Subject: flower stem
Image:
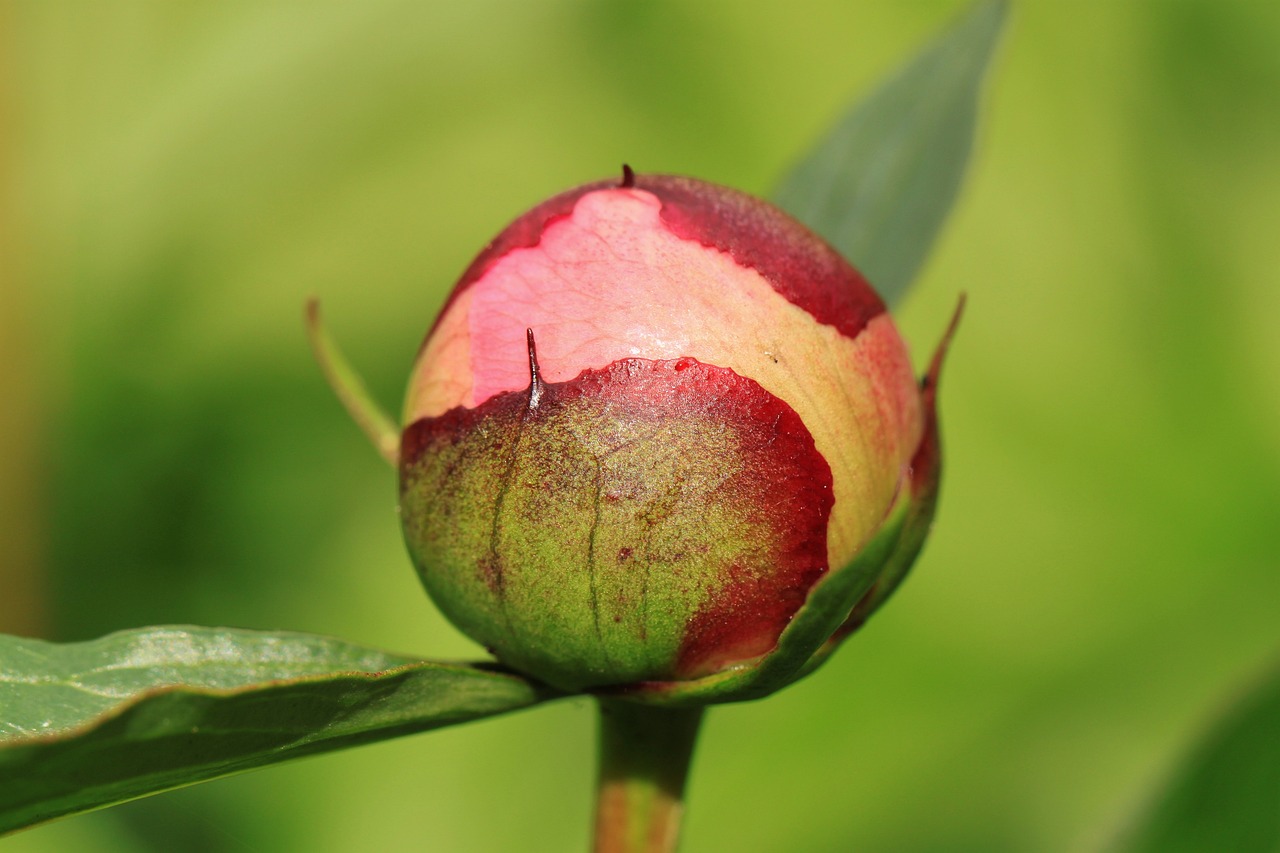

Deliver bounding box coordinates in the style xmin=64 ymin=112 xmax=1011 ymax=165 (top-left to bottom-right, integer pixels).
xmin=592 ymin=699 xmax=704 ymax=853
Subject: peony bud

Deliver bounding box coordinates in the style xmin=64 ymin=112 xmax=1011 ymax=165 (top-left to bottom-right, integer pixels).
xmin=398 ymin=169 xmax=957 ymax=701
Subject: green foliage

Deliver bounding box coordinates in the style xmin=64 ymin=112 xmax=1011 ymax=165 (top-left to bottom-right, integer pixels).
xmin=0 ymin=3 xmax=1008 ymax=836
xmin=1111 ymin=661 xmax=1280 ymax=853
xmin=773 ymin=0 xmax=1006 ymax=307
xmin=0 ymin=627 xmax=553 ymax=834
xmin=4 ymin=0 xmax=1278 ymax=850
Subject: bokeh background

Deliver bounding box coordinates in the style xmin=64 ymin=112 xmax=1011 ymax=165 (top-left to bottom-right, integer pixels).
xmin=3 ymin=1 xmax=1278 ymax=851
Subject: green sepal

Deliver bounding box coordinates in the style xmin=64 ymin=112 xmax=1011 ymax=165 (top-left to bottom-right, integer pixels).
xmin=801 ymin=296 xmax=963 ymax=676
xmin=607 ymin=487 xmax=911 ymax=707
xmin=611 ymin=298 xmax=963 ymax=707
xmin=798 ymin=473 xmax=941 ymax=680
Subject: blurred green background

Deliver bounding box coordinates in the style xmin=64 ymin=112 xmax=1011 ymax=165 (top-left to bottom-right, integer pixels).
xmin=3 ymin=1 xmax=1278 ymax=851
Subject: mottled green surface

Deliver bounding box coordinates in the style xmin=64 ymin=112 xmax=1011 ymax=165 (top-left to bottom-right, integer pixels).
xmin=4 ymin=1 xmax=1279 ymax=851
xmin=401 ymin=360 xmax=828 ymax=691
xmin=626 ymin=496 xmax=909 ymax=708
xmin=402 ymin=388 xmax=728 ymax=690
xmin=0 ymin=627 xmax=552 ymax=835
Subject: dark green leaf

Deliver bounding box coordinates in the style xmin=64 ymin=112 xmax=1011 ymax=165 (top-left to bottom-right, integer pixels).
xmin=0 ymin=625 xmax=557 ymax=835
xmin=773 ymin=0 xmax=1007 ymax=306
xmin=1112 ymin=660 xmax=1280 ymax=853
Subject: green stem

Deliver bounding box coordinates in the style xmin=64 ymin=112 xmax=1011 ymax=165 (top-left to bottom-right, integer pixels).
xmin=593 ymin=699 xmax=704 ymax=853
xmin=304 ymin=298 xmax=400 ymax=466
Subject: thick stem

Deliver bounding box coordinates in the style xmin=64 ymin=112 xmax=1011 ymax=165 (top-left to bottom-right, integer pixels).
xmin=593 ymin=699 xmax=705 ymax=853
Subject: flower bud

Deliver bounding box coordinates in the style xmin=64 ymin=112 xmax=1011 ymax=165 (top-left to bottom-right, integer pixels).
xmin=399 ymin=170 xmax=955 ymax=699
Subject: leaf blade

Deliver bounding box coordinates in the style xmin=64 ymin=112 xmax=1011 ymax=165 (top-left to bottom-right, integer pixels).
xmin=772 ymin=0 xmax=1007 ymax=307
xmin=1111 ymin=659 xmax=1280 ymax=853
xmin=0 ymin=626 xmax=556 ymax=835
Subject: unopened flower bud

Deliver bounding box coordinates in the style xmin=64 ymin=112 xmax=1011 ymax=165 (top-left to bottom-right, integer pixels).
xmin=399 ymin=170 xmax=956 ymax=699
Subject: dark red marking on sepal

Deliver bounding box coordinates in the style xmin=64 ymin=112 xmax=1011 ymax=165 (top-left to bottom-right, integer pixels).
xmin=400 ymin=355 xmax=835 ymax=683
xmin=551 ymin=358 xmax=835 ymax=682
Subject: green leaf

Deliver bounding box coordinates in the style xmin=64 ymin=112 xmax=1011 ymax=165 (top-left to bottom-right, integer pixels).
xmin=772 ymin=0 xmax=1007 ymax=307
xmin=1112 ymin=660 xmax=1280 ymax=853
xmin=0 ymin=625 xmax=558 ymax=835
